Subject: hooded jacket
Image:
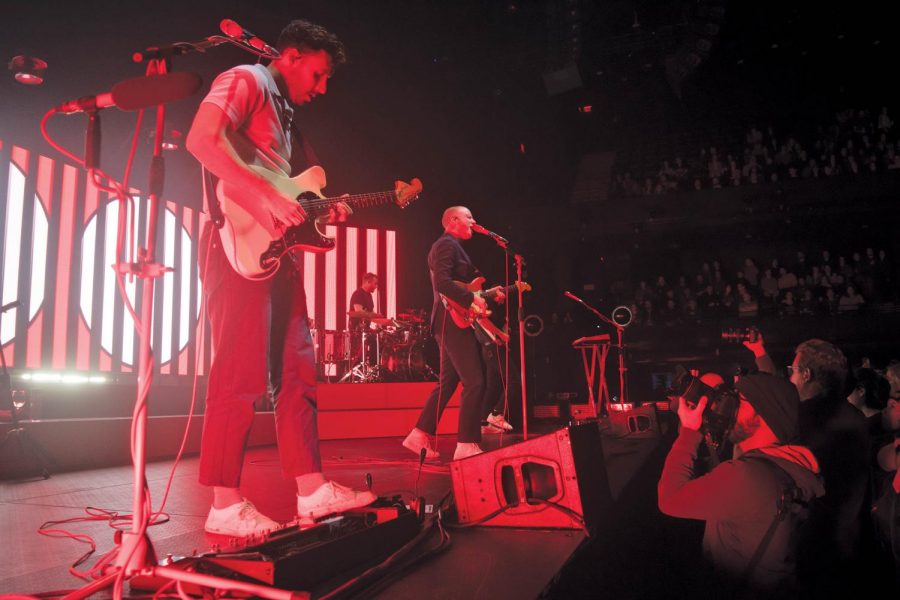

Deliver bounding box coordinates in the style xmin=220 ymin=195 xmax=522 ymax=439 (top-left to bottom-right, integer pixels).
xmin=658 ymin=428 xmax=825 ymax=592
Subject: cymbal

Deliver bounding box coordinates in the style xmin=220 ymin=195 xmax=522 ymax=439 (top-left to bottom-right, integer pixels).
xmin=397 ymin=312 xmax=425 ymax=323
xmin=370 ymin=317 xmax=394 ymax=326
xmin=347 ymin=310 xmax=385 ymax=319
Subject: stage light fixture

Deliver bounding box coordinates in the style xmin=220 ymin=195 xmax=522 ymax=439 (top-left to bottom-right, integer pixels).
xmin=20 ymin=372 xmax=108 ymax=385
xmin=8 ymin=55 xmax=47 ymax=85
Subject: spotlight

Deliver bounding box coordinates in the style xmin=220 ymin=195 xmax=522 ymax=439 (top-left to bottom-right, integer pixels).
xmin=8 ymin=55 xmax=47 ymax=85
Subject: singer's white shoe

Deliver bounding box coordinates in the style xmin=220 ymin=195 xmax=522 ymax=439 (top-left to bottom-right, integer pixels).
xmin=486 ymin=412 xmax=514 ymax=432
xmin=402 ymin=428 xmax=440 ymax=461
xmin=453 ymin=443 xmax=483 ymax=460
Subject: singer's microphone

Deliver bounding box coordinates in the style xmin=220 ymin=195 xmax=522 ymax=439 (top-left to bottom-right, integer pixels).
xmin=564 ymin=290 xmax=586 ymax=304
xmin=220 ymin=19 xmax=280 ymax=56
xmin=1 ymin=300 xmax=21 ymax=313
xmin=56 ymin=72 xmax=202 ymax=114
xmin=471 ymin=223 xmax=509 ymax=244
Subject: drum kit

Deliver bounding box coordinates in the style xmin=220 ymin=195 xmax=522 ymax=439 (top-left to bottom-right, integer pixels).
xmin=312 ymin=309 xmax=437 ymax=383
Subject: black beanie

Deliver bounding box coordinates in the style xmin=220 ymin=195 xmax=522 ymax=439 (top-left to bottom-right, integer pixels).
xmin=735 ymin=373 xmax=800 ymax=442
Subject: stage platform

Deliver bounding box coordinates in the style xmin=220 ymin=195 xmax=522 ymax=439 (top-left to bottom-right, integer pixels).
xmin=0 ymin=382 xmax=461 ymax=476
xmin=0 ymin=423 xmax=663 ymax=599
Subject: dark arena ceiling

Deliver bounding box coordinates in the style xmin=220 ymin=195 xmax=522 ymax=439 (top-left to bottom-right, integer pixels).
xmin=1 ymin=1 xmax=896 ymax=308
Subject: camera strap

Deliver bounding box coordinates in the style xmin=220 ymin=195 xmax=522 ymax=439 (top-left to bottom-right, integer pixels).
xmin=739 ymin=456 xmax=803 ymax=588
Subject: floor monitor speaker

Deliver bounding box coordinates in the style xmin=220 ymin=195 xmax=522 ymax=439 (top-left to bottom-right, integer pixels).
xmin=450 ymin=422 xmax=611 ymax=531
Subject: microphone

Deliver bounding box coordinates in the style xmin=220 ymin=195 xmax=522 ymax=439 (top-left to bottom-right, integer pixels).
xmin=55 ymin=72 xmax=202 ymax=114
xmin=471 ymin=223 xmax=509 ymax=244
xmin=564 ymin=290 xmax=586 ymax=305
xmin=1 ymin=300 xmax=21 ymax=313
xmin=220 ymin=19 xmax=280 ymax=57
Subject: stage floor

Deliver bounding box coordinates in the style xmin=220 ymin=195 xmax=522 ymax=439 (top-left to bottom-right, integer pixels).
xmin=0 ymin=426 xmax=661 ymax=598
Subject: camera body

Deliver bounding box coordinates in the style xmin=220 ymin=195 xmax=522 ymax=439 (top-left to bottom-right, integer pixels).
xmin=668 ymin=365 xmax=740 ymax=451
xmin=721 ymin=327 xmax=759 ymax=344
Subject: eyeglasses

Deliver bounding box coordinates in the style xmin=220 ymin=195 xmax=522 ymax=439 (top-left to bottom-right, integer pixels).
xmin=787 ymin=365 xmax=806 ymax=375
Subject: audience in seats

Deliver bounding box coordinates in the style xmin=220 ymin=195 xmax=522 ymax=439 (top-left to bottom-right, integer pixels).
xmin=612 ymin=107 xmax=899 ymax=198
xmin=611 ymin=245 xmax=894 ymax=330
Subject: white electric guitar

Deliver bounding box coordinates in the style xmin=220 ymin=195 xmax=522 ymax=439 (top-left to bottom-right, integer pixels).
xmin=217 ymin=165 xmax=422 ymax=279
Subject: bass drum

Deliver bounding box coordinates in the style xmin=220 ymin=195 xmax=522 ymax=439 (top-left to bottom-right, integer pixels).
xmin=380 ymin=340 xmax=437 ymax=381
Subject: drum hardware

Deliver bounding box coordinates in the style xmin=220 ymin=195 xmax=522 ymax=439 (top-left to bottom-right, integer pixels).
xmin=328 ymin=315 xmax=435 ymax=383
xmin=339 ymin=327 xmax=382 ymax=383
xmin=312 ymin=329 xmax=351 ymax=382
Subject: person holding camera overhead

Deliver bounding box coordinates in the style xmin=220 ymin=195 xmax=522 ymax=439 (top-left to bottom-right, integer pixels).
xmin=658 ymin=373 xmax=824 ymax=597
xmin=741 ymin=332 xmax=869 ymax=594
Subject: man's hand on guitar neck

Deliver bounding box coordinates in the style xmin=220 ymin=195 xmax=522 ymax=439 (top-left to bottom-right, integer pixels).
xmin=265 ymin=192 xmax=351 ymax=237
xmin=322 ymin=196 xmax=352 ymax=225
xmin=484 ymin=286 xmax=506 ymax=304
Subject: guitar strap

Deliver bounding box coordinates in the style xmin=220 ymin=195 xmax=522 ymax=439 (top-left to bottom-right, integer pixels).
xmin=289 ymin=121 xmax=320 ymax=175
xmin=201 ymin=114 xmax=320 ymax=240
xmin=202 ymin=167 xmax=225 ymax=230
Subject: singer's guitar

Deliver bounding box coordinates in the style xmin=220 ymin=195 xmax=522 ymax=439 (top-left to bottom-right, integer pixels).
xmin=217 ymin=165 xmax=422 ymax=279
xmin=440 ymin=277 xmax=531 ymax=345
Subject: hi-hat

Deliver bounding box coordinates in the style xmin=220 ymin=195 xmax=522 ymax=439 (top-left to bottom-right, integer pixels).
xmin=397 ymin=312 xmax=425 ymax=323
xmin=347 ymin=310 xmax=385 ymax=319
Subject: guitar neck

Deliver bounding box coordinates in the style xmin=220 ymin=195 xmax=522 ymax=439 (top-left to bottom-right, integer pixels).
xmin=302 ymin=191 xmax=399 ymax=217
xmin=482 ymin=283 xmax=525 ymax=299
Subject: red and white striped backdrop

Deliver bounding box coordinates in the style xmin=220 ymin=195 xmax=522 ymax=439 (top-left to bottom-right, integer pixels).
xmin=0 ymin=140 xmax=397 ymax=379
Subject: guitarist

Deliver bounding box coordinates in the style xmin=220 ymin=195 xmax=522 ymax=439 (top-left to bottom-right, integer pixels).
xmin=403 ymin=207 xmax=504 ymax=461
xmin=186 ymin=19 xmax=375 ymax=537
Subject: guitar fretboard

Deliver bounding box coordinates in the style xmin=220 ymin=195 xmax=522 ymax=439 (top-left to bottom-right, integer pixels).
xmin=303 ymin=191 xmax=400 ymax=216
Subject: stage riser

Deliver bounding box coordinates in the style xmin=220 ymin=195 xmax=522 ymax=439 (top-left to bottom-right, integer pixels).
xmin=0 ymin=382 xmax=460 ymax=476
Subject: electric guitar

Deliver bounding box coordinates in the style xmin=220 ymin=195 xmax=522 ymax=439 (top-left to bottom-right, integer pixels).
xmin=217 ymin=165 xmax=422 ymax=279
xmin=440 ymin=277 xmax=532 ymax=345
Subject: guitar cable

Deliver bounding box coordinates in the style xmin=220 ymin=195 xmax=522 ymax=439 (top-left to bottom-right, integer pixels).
xmin=432 ymin=307 xmax=449 ymax=453
xmin=502 ymin=250 xmax=512 ymax=435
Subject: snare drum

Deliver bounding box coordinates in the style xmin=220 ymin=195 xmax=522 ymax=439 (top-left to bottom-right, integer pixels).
xmin=313 ymin=330 xmax=350 ymax=364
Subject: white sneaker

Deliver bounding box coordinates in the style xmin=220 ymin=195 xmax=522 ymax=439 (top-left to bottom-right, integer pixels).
xmin=487 ymin=412 xmax=514 ymax=432
xmin=402 ymin=428 xmax=440 ymax=461
xmin=453 ymin=442 xmax=483 ymax=460
xmin=204 ymin=499 xmax=280 ymax=537
xmin=296 ymin=481 xmax=377 ymax=523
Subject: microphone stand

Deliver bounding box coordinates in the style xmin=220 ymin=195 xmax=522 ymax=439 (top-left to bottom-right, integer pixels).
xmin=485 ymin=235 xmax=531 ymax=440
xmin=514 ymin=252 xmax=528 ymax=439
xmin=60 ymin=34 xmax=295 ymax=600
xmin=565 ymin=293 xmax=628 ymax=413
xmin=110 ymin=54 xmax=168 ymax=587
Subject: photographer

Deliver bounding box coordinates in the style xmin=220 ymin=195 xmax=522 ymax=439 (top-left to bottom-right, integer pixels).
xmin=742 ymin=333 xmax=869 ymax=591
xmin=658 ymin=373 xmax=824 ymax=596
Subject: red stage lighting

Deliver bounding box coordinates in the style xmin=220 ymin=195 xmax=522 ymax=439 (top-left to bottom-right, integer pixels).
xmin=8 ymin=55 xmax=47 ymax=85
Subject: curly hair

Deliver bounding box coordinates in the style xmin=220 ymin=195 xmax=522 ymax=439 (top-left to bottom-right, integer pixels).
xmin=277 ymin=19 xmax=347 ymax=67
xmin=795 ymin=338 xmax=848 ymax=393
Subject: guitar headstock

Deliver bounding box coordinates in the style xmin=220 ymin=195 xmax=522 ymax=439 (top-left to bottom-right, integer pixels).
xmin=516 ymin=281 xmax=532 ymax=293
xmin=394 ymin=178 xmax=423 ymax=209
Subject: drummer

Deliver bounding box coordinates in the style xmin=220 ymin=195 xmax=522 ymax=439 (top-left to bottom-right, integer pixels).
xmin=348 ymin=273 xmax=379 ymax=332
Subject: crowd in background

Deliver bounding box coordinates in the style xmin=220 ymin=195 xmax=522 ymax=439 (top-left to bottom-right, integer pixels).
xmin=610 ymin=107 xmax=899 ymax=197
xmin=613 ymin=246 xmax=895 ymax=328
